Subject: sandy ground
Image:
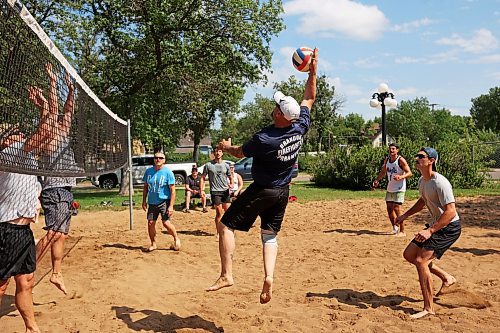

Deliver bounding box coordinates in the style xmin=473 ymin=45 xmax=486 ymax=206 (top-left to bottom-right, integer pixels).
xmin=1 ymin=195 xmax=499 ymax=333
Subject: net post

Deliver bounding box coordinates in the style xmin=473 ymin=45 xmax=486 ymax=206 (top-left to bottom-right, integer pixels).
xmin=127 ymin=119 xmax=134 ymax=230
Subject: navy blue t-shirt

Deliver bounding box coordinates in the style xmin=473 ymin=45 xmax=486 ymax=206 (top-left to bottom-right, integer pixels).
xmin=242 ymin=105 xmax=310 ymax=188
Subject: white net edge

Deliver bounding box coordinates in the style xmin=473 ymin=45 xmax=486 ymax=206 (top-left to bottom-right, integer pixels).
xmin=7 ymin=0 xmax=127 ymax=126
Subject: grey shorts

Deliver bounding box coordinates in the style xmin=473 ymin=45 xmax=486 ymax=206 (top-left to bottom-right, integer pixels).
xmin=147 ymin=200 xmax=170 ymax=221
xmin=41 ymin=187 xmax=73 ymax=234
xmin=0 ymin=223 xmax=36 ymax=280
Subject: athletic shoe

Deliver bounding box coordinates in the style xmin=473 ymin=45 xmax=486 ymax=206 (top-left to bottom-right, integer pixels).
xmin=392 ymin=225 xmax=399 ymax=234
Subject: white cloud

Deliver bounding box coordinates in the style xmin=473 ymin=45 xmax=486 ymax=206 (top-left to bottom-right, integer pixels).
xmin=469 ymin=54 xmax=500 ymax=64
xmin=395 ymin=87 xmax=419 ymax=97
xmin=354 ymin=57 xmax=381 ymax=68
xmin=394 ymin=56 xmax=425 ymax=64
xmin=488 ymin=72 xmax=500 ymax=80
xmin=284 ymin=0 xmax=389 ymax=41
xmin=392 ymin=18 xmax=435 ymax=33
xmin=436 ymin=29 xmax=499 ymax=54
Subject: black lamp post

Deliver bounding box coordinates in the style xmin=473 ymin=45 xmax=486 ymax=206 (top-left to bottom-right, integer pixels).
xmin=369 ymin=83 xmax=397 ymax=146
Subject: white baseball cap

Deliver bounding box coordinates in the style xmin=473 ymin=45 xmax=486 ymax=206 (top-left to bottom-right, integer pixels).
xmin=273 ymin=91 xmax=300 ymax=122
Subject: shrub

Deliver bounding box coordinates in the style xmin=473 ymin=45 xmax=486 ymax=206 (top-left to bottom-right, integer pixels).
xmin=311 ymin=138 xmax=489 ymax=190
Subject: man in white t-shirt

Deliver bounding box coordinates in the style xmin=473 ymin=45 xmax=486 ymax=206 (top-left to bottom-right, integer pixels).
xmin=373 ymin=143 xmax=412 ymax=236
xmin=396 ymin=147 xmax=461 ymax=319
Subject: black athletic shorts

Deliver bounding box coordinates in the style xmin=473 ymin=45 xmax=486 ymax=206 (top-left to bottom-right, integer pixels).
xmin=221 ymin=183 xmax=289 ymax=233
xmin=412 ymin=220 xmax=461 ymax=259
xmin=41 ymin=187 xmax=73 ymax=234
xmin=211 ymin=190 xmax=231 ymax=205
xmin=0 ymin=223 xmax=36 ymax=280
xmin=147 ymin=200 xmax=170 ymax=221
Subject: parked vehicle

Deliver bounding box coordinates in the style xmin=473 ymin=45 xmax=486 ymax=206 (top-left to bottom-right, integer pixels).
xmin=233 ymin=157 xmax=299 ymax=181
xmin=91 ymin=155 xmax=201 ymax=189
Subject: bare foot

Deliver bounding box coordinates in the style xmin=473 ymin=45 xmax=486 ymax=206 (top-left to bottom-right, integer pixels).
xmin=436 ymin=276 xmax=457 ymax=296
xmin=147 ymin=245 xmax=157 ymax=252
xmin=410 ymin=309 xmax=435 ymax=319
xmin=206 ymin=276 xmax=234 ymax=291
xmin=260 ymin=276 xmax=273 ymax=304
xmin=172 ymin=239 xmax=181 ymax=251
xmin=395 ymin=232 xmax=406 ymax=237
xmin=50 ymin=272 xmax=67 ymax=295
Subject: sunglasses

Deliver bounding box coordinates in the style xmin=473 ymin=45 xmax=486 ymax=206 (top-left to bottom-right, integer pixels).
xmin=154 ymin=156 xmax=165 ymax=160
xmin=415 ymin=154 xmax=429 ymax=159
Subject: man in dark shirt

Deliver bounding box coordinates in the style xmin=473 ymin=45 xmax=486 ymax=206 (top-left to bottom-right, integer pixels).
xmin=206 ymin=48 xmax=318 ymax=304
xmin=183 ymin=167 xmax=208 ymax=213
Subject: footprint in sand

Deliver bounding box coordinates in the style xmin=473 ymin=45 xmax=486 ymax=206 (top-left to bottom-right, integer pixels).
xmin=436 ymin=288 xmax=491 ymax=309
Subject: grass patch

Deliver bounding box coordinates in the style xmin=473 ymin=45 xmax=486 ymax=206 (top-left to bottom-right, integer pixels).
xmin=72 ymin=181 xmax=500 ymax=212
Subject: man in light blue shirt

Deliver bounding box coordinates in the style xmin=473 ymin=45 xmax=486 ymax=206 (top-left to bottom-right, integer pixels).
xmin=142 ymin=151 xmax=180 ymax=252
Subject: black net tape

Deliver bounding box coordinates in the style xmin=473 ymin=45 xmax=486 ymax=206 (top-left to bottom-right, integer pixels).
xmin=0 ymin=0 xmax=127 ymax=177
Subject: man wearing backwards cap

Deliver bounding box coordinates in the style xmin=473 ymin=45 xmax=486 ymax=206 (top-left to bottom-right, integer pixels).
xmin=207 ymin=48 xmax=318 ymax=304
xmin=396 ymin=147 xmax=461 ymax=319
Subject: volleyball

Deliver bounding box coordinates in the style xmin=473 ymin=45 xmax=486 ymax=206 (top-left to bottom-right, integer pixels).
xmin=292 ymin=47 xmax=313 ymax=72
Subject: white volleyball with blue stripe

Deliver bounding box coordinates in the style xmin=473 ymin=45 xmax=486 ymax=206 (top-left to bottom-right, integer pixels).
xmin=292 ymin=47 xmax=313 ymax=72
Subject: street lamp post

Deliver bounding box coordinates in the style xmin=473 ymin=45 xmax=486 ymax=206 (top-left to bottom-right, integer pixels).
xmin=369 ymin=83 xmax=397 ymax=146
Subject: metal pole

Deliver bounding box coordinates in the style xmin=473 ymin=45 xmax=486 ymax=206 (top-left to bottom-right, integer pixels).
xmin=381 ymin=102 xmax=387 ymax=146
xmin=127 ymin=119 xmax=133 ymax=230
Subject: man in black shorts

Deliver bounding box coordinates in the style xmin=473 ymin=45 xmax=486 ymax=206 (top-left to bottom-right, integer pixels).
xmin=183 ymin=167 xmax=208 ymax=213
xmin=206 ymin=49 xmax=318 ymax=304
xmin=396 ymin=147 xmax=461 ymax=319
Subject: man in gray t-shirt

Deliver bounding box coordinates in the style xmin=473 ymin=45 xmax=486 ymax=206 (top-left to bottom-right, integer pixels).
xmin=396 ymin=147 xmax=461 ymax=319
xmin=200 ymin=148 xmax=233 ymax=236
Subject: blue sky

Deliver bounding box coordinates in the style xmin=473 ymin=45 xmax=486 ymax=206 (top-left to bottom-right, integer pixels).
xmin=244 ymin=0 xmax=500 ymax=120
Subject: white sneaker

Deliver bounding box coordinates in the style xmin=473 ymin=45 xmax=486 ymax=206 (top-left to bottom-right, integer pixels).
xmin=392 ymin=225 xmax=399 ymax=234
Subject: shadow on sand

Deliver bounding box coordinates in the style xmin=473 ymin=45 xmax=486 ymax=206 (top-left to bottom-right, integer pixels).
xmin=306 ymin=288 xmax=418 ymax=314
xmin=112 ymin=306 xmax=223 ymax=333
xmin=176 ymin=230 xmax=214 ymax=237
xmin=449 ymin=246 xmax=500 ymax=256
xmin=324 ymin=229 xmax=388 ymax=236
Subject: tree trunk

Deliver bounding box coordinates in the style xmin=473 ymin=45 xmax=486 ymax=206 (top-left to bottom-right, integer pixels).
xmin=118 ymin=167 xmax=134 ymax=196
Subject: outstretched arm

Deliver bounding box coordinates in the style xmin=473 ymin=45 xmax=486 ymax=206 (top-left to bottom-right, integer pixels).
xmin=60 ymin=72 xmax=75 ymax=137
xmin=301 ymin=48 xmax=318 ymax=111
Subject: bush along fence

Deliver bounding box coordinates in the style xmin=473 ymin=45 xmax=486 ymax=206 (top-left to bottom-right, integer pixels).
xmin=305 ymin=138 xmax=495 ymax=190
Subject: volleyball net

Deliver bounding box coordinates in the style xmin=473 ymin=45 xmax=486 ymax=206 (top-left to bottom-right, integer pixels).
xmin=0 ymin=0 xmax=128 ymax=177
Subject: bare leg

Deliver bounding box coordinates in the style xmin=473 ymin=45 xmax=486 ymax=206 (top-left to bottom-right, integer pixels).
xmin=430 ymin=262 xmax=457 ymax=296
xmin=207 ymin=224 xmax=235 ymax=291
xmin=14 ymin=273 xmax=41 ymax=333
xmin=49 ymin=232 xmax=67 ymax=294
xmin=147 ymin=220 xmax=157 ymax=251
xmin=201 ymin=194 xmax=207 ymax=210
xmin=0 ymin=278 xmax=11 ymax=309
xmin=214 ymin=204 xmax=223 ymax=236
xmin=260 ymin=231 xmax=278 ymax=304
xmin=185 ymin=192 xmax=191 ymax=210
xmin=386 ymin=203 xmax=398 ymax=233
xmin=162 ymin=220 xmax=181 ymax=251
xmin=412 ymin=248 xmax=436 ymax=318
xmin=394 ymin=204 xmax=405 ymax=234
xmin=35 ymin=230 xmax=59 ymax=264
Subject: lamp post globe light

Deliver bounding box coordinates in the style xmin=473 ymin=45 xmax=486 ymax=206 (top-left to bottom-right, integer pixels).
xmin=369 ymin=83 xmax=397 ymax=146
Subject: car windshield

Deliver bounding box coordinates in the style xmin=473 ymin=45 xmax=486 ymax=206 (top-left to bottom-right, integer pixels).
xmin=235 ymin=157 xmax=252 ymax=165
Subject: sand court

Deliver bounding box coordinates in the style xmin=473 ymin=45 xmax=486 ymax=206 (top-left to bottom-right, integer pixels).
xmin=1 ymin=196 xmax=499 ymax=332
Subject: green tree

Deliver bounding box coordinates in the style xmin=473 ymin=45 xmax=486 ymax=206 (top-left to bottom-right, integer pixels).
xmin=470 ymin=87 xmax=500 ymax=132
xmin=25 ymin=0 xmax=285 ymax=149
